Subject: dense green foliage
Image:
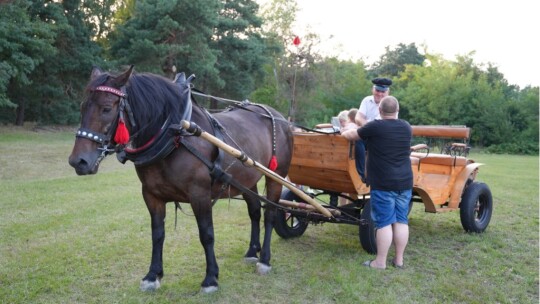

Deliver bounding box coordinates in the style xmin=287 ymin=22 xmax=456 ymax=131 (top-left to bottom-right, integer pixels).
xmin=0 ymin=0 xmax=538 ymax=154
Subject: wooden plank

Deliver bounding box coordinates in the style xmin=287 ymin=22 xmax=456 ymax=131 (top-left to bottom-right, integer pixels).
xmin=293 ymin=143 xmax=347 ymax=154
xmin=288 ymin=166 xmax=357 ymax=193
xmin=415 ymin=173 xmax=452 ymax=205
xmin=412 ymin=125 xmax=470 ymax=139
xmin=291 ymin=133 xmax=352 ymax=171
xmin=291 ymin=156 xmax=349 ymax=170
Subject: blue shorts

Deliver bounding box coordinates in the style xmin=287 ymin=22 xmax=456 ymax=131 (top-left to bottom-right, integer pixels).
xmin=370 ymin=189 xmax=412 ymax=229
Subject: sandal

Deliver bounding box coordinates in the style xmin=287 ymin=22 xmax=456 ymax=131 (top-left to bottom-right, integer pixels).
xmin=391 ymin=260 xmax=404 ymax=269
xmin=362 ymin=260 xmax=385 ymax=270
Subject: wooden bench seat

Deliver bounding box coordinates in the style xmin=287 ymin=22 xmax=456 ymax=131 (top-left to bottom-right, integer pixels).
xmin=411 ymin=152 xmax=469 ymax=167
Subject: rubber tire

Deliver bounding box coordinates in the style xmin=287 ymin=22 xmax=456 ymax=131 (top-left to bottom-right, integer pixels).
xmin=408 ymin=198 xmax=414 ymax=216
xmin=460 ymin=182 xmax=493 ymax=233
xmin=274 ymin=189 xmax=309 ymax=238
xmin=359 ymin=200 xmax=377 ymax=254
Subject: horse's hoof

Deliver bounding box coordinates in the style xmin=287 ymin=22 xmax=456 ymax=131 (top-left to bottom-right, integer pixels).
xmin=140 ymin=279 xmax=161 ymax=291
xmin=256 ymin=262 xmax=272 ymax=275
xmin=244 ymin=256 xmax=259 ymax=264
xmin=201 ymin=285 xmax=219 ymax=293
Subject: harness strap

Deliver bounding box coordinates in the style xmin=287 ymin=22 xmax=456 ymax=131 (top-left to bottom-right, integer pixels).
xmin=193 ymin=89 xmax=289 ymax=123
xmin=95 ymin=86 xmax=126 ymax=97
xmin=76 ymin=128 xmax=107 ymax=144
xmin=179 ymin=139 xmax=231 ymax=206
xmin=253 ymin=104 xmax=277 ymax=157
xmin=178 ymin=138 xmax=282 ymax=209
xmin=199 ymin=107 xmax=227 ymax=187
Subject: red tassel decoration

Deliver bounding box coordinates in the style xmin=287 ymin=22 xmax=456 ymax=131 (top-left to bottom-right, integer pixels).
xmin=114 ymin=117 xmax=130 ymax=144
xmin=268 ymin=155 xmax=278 ymax=171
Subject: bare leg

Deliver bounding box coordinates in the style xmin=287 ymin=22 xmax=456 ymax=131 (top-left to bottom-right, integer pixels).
xmin=371 ymin=225 xmax=392 ymax=269
xmin=392 ymin=223 xmax=409 ymax=266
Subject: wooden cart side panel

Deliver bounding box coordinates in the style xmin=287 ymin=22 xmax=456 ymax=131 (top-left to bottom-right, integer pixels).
xmin=291 ymin=133 xmax=351 ymax=165
xmin=290 ymin=151 xmax=350 ymax=170
xmin=448 ymin=163 xmax=483 ymax=208
xmin=288 ymin=133 xmax=369 ymax=195
xmin=288 ymin=165 xmax=358 ymax=194
xmin=348 ymin=157 xmax=370 ymax=195
xmin=414 ymin=162 xmax=468 ymax=207
xmin=413 ymin=187 xmax=436 ymax=213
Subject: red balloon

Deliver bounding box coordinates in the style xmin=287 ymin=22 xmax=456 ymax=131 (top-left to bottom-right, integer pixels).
xmin=293 ymin=36 xmax=300 ymax=46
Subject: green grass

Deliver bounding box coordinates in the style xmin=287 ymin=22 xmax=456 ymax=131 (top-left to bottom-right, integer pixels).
xmin=0 ymin=127 xmax=538 ymax=303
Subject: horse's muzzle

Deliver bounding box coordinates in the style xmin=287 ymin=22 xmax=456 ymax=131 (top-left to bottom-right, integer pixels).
xmin=68 ymin=153 xmax=99 ymax=175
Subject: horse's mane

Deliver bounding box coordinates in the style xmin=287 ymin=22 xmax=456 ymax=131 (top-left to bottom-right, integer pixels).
xmin=87 ymin=72 xmax=187 ymax=147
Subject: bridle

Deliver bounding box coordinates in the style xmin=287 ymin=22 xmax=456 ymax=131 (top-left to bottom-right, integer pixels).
xmin=75 ymin=85 xmax=132 ymax=165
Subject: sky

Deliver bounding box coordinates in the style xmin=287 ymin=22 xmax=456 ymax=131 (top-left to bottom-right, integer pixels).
xmin=260 ymin=0 xmax=539 ymax=88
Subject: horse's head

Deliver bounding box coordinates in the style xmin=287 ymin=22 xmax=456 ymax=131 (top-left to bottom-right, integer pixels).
xmin=68 ymin=66 xmax=133 ymax=175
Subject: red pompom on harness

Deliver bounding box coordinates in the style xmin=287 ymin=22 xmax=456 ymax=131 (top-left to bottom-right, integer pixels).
xmin=268 ymin=155 xmax=278 ymax=171
xmin=114 ymin=116 xmax=130 ymax=144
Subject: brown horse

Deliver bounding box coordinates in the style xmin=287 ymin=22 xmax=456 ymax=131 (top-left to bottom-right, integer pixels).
xmin=68 ymin=66 xmax=293 ymax=293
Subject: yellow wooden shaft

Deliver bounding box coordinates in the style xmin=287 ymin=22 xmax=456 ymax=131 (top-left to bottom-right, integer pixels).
xmin=181 ymin=120 xmax=333 ymax=218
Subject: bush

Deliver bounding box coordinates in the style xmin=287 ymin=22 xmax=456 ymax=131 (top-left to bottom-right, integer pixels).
xmin=485 ymin=141 xmax=539 ymax=155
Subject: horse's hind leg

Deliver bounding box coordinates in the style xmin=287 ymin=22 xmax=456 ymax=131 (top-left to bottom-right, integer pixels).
xmin=140 ymin=192 xmax=166 ymax=291
xmin=191 ymin=198 xmax=219 ymax=293
xmin=242 ymin=187 xmax=262 ymax=263
xmin=257 ymin=180 xmax=283 ymax=275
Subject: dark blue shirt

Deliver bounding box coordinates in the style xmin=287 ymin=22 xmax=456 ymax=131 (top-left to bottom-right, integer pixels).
xmin=357 ymin=119 xmax=413 ymax=191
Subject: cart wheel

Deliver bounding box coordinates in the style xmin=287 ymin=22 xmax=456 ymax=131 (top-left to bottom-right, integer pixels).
xmin=359 ymin=200 xmax=377 ymax=254
xmin=460 ymin=182 xmax=493 ymax=233
xmin=274 ymin=189 xmax=309 ymax=238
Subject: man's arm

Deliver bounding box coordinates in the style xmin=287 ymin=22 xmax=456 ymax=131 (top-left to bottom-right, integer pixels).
xmin=355 ymin=111 xmax=368 ymax=127
xmin=341 ymin=128 xmax=360 ymax=141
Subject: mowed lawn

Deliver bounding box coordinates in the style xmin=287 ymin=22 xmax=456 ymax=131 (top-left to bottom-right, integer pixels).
xmin=0 ymin=127 xmax=538 ymax=304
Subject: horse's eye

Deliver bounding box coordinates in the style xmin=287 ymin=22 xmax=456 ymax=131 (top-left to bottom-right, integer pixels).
xmin=102 ymin=107 xmax=112 ymax=114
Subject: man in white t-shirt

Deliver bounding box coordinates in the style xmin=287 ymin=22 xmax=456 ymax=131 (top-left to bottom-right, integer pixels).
xmin=353 ymin=77 xmax=392 ymax=181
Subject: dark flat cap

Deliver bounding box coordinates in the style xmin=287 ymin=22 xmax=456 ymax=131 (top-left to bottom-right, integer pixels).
xmin=372 ymin=77 xmax=392 ymax=91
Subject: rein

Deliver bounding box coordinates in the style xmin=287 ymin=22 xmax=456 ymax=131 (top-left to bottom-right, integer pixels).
xmin=191 ymin=90 xmax=338 ymax=134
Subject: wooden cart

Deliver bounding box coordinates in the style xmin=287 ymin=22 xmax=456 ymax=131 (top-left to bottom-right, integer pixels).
xmin=275 ymin=125 xmax=493 ymax=254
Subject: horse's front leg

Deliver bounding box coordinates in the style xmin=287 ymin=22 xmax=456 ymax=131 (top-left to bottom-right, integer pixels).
xmin=191 ymin=198 xmax=219 ymax=293
xmin=243 ymin=188 xmax=262 ymax=263
xmin=140 ymin=191 xmax=167 ymax=291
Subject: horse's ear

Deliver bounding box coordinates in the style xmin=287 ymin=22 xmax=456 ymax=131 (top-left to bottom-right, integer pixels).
xmin=113 ymin=65 xmax=134 ymax=87
xmin=91 ymin=66 xmax=103 ymax=81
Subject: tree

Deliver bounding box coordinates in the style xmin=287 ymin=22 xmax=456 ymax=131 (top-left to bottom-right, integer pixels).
xmin=396 ymin=52 xmax=537 ymax=149
xmin=369 ymin=43 xmax=425 ymax=78
xmin=80 ymin=0 xmax=118 ymax=40
xmin=110 ymin=0 xmax=221 ymax=82
xmin=253 ymin=0 xmax=323 ymax=122
xmin=303 ymin=58 xmax=368 ymax=126
xmin=208 ymin=0 xmax=269 ymax=101
xmin=19 ymin=0 xmax=104 ymax=125
xmin=109 ymin=0 xmax=268 ymax=103
xmin=517 ymin=86 xmax=539 ymax=145
xmin=0 ymin=0 xmax=55 ymax=124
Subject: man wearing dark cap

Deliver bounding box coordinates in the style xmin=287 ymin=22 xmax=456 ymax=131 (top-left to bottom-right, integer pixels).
xmin=355 ymin=77 xmax=393 ymax=127
xmin=352 ymin=77 xmax=393 ymax=181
